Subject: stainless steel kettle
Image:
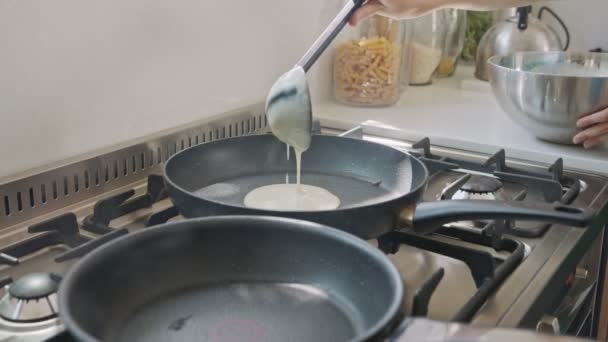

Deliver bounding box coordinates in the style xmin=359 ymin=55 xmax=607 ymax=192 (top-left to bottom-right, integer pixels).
xmin=475 ymin=6 xmax=570 ymax=81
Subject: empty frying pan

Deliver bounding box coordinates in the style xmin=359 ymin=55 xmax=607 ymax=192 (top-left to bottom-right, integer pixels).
xmin=59 ymin=216 xmax=405 ymax=342
xmin=163 ymin=134 xmax=593 ymax=239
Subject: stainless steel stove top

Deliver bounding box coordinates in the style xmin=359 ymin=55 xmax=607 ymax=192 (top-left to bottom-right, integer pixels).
xmin=0 ymin=103 xmax=606 ymax=341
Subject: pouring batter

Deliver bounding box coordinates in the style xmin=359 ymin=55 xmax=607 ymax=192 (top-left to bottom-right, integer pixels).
xmin=248 ymin=0 xmax=370 ymax=211
xmin=244 ymin=184 xmax=341 ymax=211
xmin=249 ymin=71 xmax=342 ymax=211
xmin=265 ymin=65 xmax=311 ymax=186
xmin=252 ymin=49 xmax=338 ymax=211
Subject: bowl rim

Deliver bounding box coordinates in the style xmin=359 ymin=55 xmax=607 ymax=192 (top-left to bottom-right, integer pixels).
xmin=487 ymin=51 xmax=608 ymax=79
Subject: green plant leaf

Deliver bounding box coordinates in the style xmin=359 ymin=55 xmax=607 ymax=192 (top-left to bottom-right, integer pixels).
xmin=462 ymin=11 xmax=493 ymax=62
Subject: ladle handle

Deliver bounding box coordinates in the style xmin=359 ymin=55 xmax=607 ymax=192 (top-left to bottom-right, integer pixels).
xmin=297 ymin=0 xmax=365 ymax=72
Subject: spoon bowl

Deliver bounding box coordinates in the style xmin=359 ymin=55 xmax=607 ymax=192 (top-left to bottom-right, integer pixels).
xmin=265 ymin=66 xmax=312 ymax=152
xmin=264 ymin=0 xmax=365 ymax=152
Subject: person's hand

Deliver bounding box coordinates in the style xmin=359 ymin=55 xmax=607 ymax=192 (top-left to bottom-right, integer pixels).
xmin=573 ymin=107 xmax=608 ymax=148
xmin=349 ymin=0 xmax=443 ymax=26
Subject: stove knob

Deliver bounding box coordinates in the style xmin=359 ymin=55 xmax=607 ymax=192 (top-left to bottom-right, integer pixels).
xmin=536 ymin=315 xmax=560 ymax=334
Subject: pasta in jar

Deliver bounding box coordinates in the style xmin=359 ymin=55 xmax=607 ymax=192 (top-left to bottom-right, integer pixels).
xmin=333 ymin=16 xmax=403 ymax=106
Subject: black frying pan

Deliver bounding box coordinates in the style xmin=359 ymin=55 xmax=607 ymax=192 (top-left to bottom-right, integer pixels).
xmin=164 ymin=134 xmax=593 ymax=240
xmin=59 ymin=216 xmax=405 ymax=342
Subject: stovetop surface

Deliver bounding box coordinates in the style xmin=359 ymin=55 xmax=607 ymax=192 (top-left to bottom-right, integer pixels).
xmin=0 ymin=128 xmax=607 ymax=341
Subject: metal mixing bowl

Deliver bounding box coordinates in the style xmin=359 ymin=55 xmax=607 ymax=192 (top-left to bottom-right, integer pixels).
xmin=487 ymin=51 xmax=608 ymax=144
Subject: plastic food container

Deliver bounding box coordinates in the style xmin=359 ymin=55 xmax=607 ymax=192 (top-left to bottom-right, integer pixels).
xmin=333 ymin=15 xmax=403 ymax=106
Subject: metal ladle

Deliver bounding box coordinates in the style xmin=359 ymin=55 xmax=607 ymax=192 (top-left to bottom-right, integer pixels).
xmin=265 ymin=0 xmax=365 ymax=152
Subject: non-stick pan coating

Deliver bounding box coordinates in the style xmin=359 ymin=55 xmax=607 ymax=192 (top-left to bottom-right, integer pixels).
xmin=166 ymin=134 xmax=424 ymax=208
xmin=59 ymin=217 xmax=405 ymax=342
xmin=164 ymin=134 xmax=428 ymax=239
xmin=113 ymin=283 xmax=362 ymax=342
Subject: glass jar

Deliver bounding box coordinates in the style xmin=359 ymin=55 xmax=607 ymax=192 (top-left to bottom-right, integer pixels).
xmin=407 ymin=11 xmax=447 ymax=85
xmin=399 ymin=20 xmax=414 ymax=88
xmin=437 ymin=9 xmax=467 ymax=77
xmin=333 ymin=15 xmax=403 ymax=106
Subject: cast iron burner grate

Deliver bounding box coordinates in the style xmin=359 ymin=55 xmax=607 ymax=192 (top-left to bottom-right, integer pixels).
xmin=0 ymin=213 xmax=90 ymax=268
xmin=81 ymin=175 xmax=167 ymax=234
xmin=410 ymin=138 xmax=581 ymax=238
xmin=378 ymin=227 xmax=525 ymax=322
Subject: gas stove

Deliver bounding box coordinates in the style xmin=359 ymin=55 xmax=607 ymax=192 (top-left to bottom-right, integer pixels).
xmin=0 ymin=103 xmax=607 ymax=341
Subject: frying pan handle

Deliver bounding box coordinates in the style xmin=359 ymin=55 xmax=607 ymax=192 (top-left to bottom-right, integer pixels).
xmin=401 ymin=200 xmax=594 ymax=235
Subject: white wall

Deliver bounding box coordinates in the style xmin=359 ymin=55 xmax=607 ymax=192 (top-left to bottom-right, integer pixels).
xmin=0 ymin=0 xmax=343 ymax=178
xmin=534 ymin=0 xmax=607 ymax=51
xmin=1 ymin=0 xmax=605 ymax=179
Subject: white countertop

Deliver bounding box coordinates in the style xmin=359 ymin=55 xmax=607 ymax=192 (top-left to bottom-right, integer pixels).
xmin=314 ymin=65 xmax=608 ymax=175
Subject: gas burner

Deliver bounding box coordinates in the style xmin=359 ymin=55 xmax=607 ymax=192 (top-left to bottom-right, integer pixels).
xmin=451 ymin=175 xmax=506 ymax=201
xmin=438 ymin=174 xmax=508 ymax=229
xmin=0 ymin=273 xmax=60 ymax=322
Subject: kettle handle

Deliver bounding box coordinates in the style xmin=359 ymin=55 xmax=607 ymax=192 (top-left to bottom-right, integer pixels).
xmin=516 ymin=6 xmax=531 ymax=30
xmin=538 ymin=6 xmax=570 ymax=51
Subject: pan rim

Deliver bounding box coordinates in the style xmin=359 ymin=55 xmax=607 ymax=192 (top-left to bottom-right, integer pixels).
xmin=163 ymin=134 xmax=430 ymax=215
xmin=58 ymin=215 xmax=405 ymax=342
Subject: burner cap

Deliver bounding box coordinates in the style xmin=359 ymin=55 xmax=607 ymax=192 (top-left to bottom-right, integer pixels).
xmin=459 ymin=175 xmax=503 ymax=194
xmin=9 ymin=273 xmax=59 ymax=300
xmin=0 ymin=273 xmax=60 ymax=322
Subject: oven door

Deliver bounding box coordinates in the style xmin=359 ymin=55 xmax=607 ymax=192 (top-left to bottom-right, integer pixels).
xmin=537 ymin=227 xmax=605 ymax=337
xmin=536 ymin=277 xmax=596 ymax=336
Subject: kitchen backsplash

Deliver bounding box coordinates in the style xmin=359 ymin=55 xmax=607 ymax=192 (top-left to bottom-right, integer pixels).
xmin=0 ymin=0 xmax=605 ymax=179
